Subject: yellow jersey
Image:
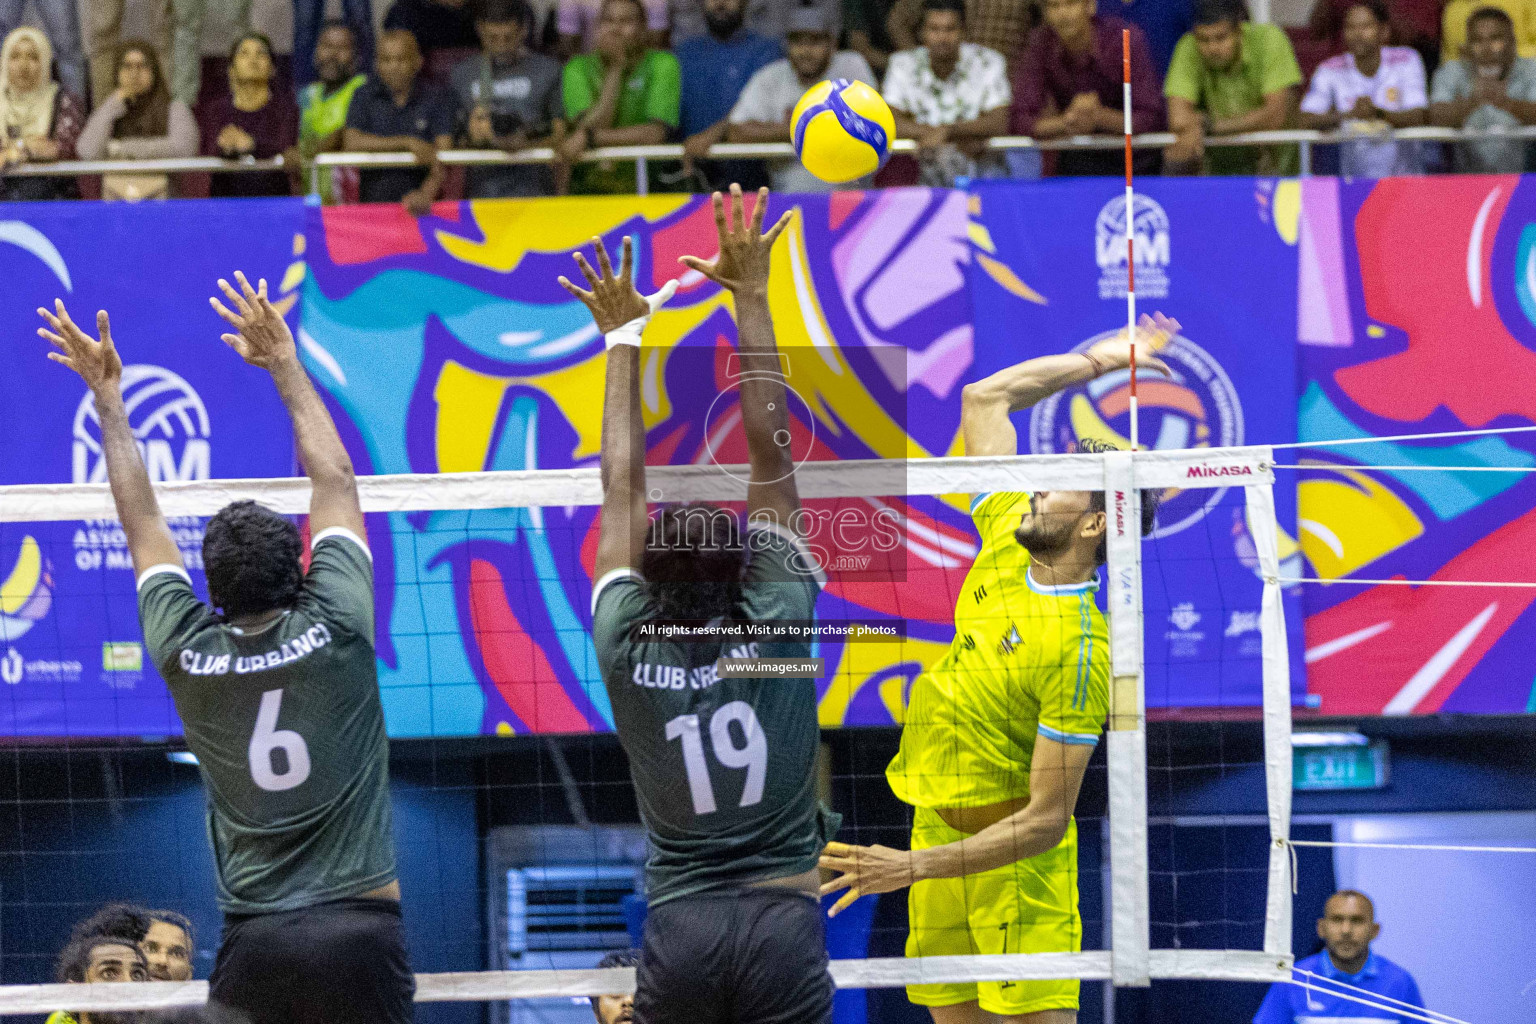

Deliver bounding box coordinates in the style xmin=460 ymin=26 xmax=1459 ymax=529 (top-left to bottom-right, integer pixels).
xmin=887 ymin=491 xmax=1110 ymax=809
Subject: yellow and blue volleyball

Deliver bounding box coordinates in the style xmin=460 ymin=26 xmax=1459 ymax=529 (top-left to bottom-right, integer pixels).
xmin=791 ymin=79 xmax=895 ymax=184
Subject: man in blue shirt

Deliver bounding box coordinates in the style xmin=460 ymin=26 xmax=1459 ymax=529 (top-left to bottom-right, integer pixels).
xmin=1255 ymin=890 xmax=1427 ymax=1023
xmin=676 ymin=0 xmax=781 ymax=189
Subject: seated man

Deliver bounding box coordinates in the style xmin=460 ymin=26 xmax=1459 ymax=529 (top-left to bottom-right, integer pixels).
xmin=48 ymin=932 xmax=148 ymax=1024
xmin=676 ymin=0 xmax=781 ymax=190
xmin=1011 ymin=0 xmax=1164 ymax=177
xmin=1299 ymin=0 xmax=1426 ymax=178
xmin=299 ymin=21 xmax=368 ymax=205
xmin=1441 ymin=0 xmax=1536 ymax=64
xmin=451 ymin=0 xmax=565 ymax=198
xmin=558 ymin=0 xmax=680 ymax=194
xmin=883 ymin=0 xmax=1011 ymax=186
xmin=1430 ymin=5 xmax=1536 ymax=173
xmin=727 ymin=5 xmax=876 ymax=192
xmin=1163 ymin=0 xmax=1302 ymax=175
xmin=344 ymin=29 xmax=456 ymax=214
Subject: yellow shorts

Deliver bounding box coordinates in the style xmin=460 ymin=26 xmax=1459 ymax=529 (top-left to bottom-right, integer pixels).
xmin=905 ymin=807 xmax=1082 ymax=1016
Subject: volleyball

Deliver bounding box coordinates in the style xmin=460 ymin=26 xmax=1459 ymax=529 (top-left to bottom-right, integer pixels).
xmin=791 ymin=78 xmax=895 ymax=184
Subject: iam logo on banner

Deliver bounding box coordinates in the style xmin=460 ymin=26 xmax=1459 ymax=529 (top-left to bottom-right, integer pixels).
xmin=1029 ymin=328 xmax=1243 ymax=539
xmin=72 ymin=364 xmax=212 ymax=484
xmin=1095 ymin=192 xmax=1169 ymax=300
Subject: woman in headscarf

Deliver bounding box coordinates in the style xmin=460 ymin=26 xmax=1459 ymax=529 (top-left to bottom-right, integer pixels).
xmin=0 ymin=26 xmax=86 ymax=201
xmin=77 ymin=39 xmax=198 ymax=199
xmin=196 ymin=32 xmax=297 ymax=197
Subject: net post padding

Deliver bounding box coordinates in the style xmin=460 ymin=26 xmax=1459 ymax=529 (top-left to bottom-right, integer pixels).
xmin=1245 ymin=478 xmax=1295 ymax=956
xmin=0 ymin=952 xmax=1295 ymax=1015
xmin=0 ymin=448 xmax=1274 ymax=522
xmin=1104 ymin=450 xmax=1150 ymax=987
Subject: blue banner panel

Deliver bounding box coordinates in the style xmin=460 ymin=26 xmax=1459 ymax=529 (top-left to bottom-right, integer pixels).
xmin=967 ymin=178 xmax=1304 ymax=707
xmin=0 ymin=199 xmax=303 ymax=736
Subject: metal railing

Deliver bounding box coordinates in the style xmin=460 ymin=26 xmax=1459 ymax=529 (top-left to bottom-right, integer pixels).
xmin=6 ymin=124 xmax=1536 ymax=196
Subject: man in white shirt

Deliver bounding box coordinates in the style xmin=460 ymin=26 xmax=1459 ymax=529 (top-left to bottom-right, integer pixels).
xmin=883 ymin=0 xmax=1011 ymax=185
xmin=727 ymin=4 xmax=877 ymax=191
xmin=1298 ymin=0 xmax=1426 ymax=177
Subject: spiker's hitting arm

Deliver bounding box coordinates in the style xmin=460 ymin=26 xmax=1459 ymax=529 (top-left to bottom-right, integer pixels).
xmin=38 ymin=303 xmax=183 ymax=578
xmin=959 ymin=314 xmax=1177 ymax=458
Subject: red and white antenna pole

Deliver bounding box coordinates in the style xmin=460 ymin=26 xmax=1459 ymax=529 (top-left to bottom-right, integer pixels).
xmin=1122 ymin=28 xmax=1139 ymax=452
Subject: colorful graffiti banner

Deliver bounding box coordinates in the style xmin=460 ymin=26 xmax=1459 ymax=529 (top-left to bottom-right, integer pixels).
xmin=0 ymin=199 xmax=304 ymax=736
xmin=1296 ymin=176 xmax=1536 ymax=714
xmin=3 ymin=179 xmax=1535 ymax=738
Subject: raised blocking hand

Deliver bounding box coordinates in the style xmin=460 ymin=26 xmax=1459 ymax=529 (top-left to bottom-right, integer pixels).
xmin=679 ymin=184 xmax=792 ymax=296
xmin=560 ymin=235 xmax=681 ymax=338
xmin=210 ymin=270 xmax=297 ymax=369
xmin=38 ymin=300 xmax=123 ymax=395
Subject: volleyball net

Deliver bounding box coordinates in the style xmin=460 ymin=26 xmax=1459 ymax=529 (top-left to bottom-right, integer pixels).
xmin=0 ymin=439 xmax=1319 ymax=1021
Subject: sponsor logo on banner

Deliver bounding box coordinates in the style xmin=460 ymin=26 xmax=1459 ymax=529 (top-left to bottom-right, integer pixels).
xmin=1165 ymin=602 xmax=1205 ymax=658
xmin=1030 ymin=330 xmax=1244 ymax=538
xmin=73 ymin=365 xmax=211 ymax=485
xmin=1 ymin=648 xmax=22 ymax=685
xmin=1225 ymin=611 xmax=1260 ymax=636
xmin=1096 ymin=193 xmax=1169 ymax=300
xmin=103 ymin=642 xmax=143 ymax=672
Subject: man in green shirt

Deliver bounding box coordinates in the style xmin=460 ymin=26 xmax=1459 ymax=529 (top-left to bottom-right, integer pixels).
xmin=559 ymin=0 xmax=680 ymax=192
xmin=560 ymin=186 xmax=836 ymax=1022
xmin=299 ymin=21 xmax=368 ymax=203
xmin=37 ymin=277 xmax=411 ymax=1024
xmin=1163 ymin=0 xmax=1302 ymax=175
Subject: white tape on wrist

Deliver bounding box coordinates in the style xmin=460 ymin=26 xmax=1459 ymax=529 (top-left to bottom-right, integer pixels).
xmin=603 ymin=280 xmax=679 ymax=350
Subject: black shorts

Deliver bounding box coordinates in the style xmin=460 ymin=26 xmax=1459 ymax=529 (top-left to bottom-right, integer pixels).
xmin=209 ymin=897 xmax=414 ymax=1024
xmin=637 ymin=887 xmax=832 ymax=1024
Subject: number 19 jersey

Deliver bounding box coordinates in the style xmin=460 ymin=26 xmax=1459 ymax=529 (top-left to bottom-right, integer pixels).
xmin=591 ymin=523 xmax=840 ymax=906
xmin=136 ymin=529 xmax=396 ymax=916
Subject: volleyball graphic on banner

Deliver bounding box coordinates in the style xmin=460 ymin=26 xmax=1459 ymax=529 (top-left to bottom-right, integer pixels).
xmin=792 ymin=79 xmax=894 ymax=183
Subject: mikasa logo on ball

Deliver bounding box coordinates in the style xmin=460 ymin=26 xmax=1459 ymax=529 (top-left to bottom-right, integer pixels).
xmin=1095 ymin=193 xmax=1169 ymax=300
xmin=72 ymin=364 xmax=212 ymax=484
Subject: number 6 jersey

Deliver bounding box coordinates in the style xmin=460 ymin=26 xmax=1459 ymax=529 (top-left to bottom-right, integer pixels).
xmin=591 ymin=522 xmax=841 ymax=906
xmin=136 ymin=528 xmax=396 ymax=915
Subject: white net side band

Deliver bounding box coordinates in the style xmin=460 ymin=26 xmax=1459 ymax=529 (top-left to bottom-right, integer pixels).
xmin=0 ymin=448 xmax=1273 ymax=522
xmin=1 ymin=950 xmax=1294 ymax=1014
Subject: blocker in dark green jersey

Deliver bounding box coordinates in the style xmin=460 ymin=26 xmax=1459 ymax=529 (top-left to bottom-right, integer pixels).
xmin=591 ymin=522 xmax=840 ymax=906
xmin=136 ymin=529 xmax=395 ymax=916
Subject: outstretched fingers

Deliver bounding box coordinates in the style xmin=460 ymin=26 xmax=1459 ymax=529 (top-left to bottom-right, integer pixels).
xmin=592 ymin=236 xmax=615 ymax=281
xmin=618 ymin=235 xmax=634 ymax=284
xmin=728 ymin=182 xmax=746 ymax=234
xmin=762 ymin=210 xmax=792 ymax=248
xmin=678 ymin=254 xmax=723 ymax=286
xmin=711 ymin=190 xmax=728 ymax=239
xmin=209 ymin=296 xmax=244 ymax=329
xmin=748 ymin=186 xmax=770 ymax=234
xmin=216 ymin=277 xmax=253 ymax=321
xmin=557 ymin=275 xmax=597 ymax=307
xmin=572 ymin=251 xmax=602 ymax=290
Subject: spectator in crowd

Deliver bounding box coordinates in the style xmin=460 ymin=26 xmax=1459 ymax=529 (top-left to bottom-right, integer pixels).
xmin=384 ymin=0 xmax=480 ymax=60
xmin=1254 ymin=891 xmax=1425 ymax=1024
xmin=141 ymin=909 xmax=195 ymax=982
xmin=1163 ymin=0 xmax=1301 ymax=175
xmin=1308 ymin=0 xmax=1440 ymax=75
xmin=77 ymin=41 xmax=199 ymax=199
xmin=1442 ymin=0 xmax=1536 ymax=65
xmin=197 ymin=32 xmax=298 ymax=197
xmin=727 ymin=4 xmax=875 ymax=191
xmin=299 ymin=21 xmax=367 ymax=203
xmin=670 ymin=0 xmax=842 ymax=44
xmin=844 ymin=0 xmax=899 ymax=72
xmin=1299 ymin=0 xmax=1425 ymax=177
xmin=886 ymin=0 xmax=1035 ymax=71
xmin=1012 ymin=0 xmax=1163 ymax=176
xmin=1 ymin=25 xmax=85 ymax=200
xmin=293 ymin=0 xmax=373 ymax=89
xmin=559 ymin=0 xmax=665 ymax=57
xmin=589 ymin=949 xmax=638 ymax=1024
xmin=344 ymin=29 xmax=455 ymax=212
xmin=884 ymin=0 xmax=1009 ymax=185
xmin=1117 ymin=0 xmax=1194 ymax=77
xmin=47 ymin=932 xmax=148 ymax=1024
xmin=0 ymin=0 xmax=84 ymax=99
xmin=1430 ymin=5 xmax=1536 ymax=172
xmin=677 ymin=0 xmax=779 ymax=189
xmin=451 ymin=0 xmax=564 ymax=197
xmin=559 ymin=0 xmax=679 ymax=193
